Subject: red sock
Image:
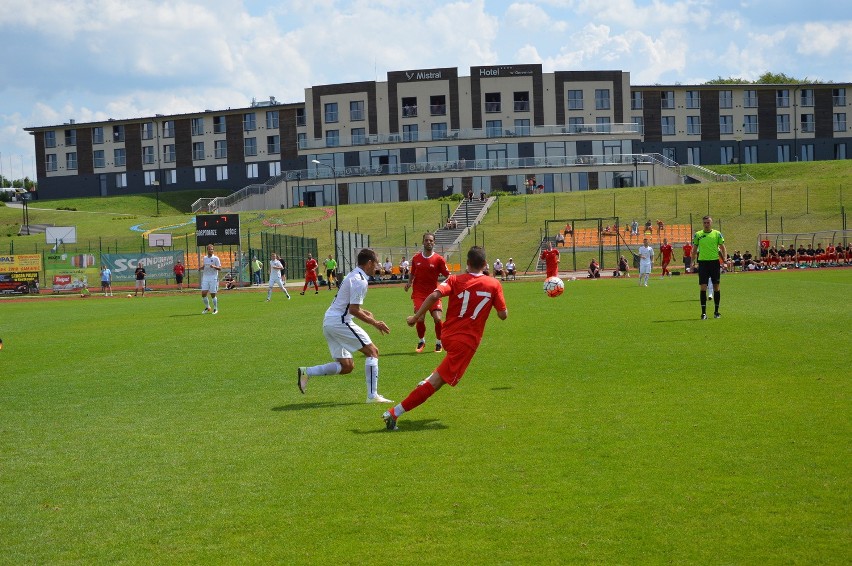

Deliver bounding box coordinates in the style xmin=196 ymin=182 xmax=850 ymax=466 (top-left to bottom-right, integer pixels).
xmin=400 ymin=381 xmax=436 ymax=413
xmin=434 ymin=320 xmax=443 ymax=340
xmin=416 ymin=321 xmax=426 ymax=340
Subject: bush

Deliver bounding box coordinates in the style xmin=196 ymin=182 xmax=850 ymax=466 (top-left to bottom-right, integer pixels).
xmin=438 ymin=193 xmax=463 ymax=202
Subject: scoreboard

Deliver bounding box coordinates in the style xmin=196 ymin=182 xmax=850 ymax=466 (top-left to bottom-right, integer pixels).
xmin=196 ymin=214 xmax=240 ymax=246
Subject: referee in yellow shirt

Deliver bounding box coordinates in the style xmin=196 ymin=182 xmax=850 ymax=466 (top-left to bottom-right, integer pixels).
xmin=691 ymin=215 xmax=727 ymax=319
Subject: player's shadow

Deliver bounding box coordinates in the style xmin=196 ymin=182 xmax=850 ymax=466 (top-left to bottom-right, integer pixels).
xmin=169 ymin=313 xmax=202 ymax=317
xmin=490 ymin=386 xmax=513 ymax=391
xmin=272 ymin=401 xmax=361 ymax=412
xmin=350 ymin=419 xmax=448 ymax=434
xmin=377 ymin=351 xmax=422 ymax=358
xmin=651 ymin=318 xmax=704 ymax=323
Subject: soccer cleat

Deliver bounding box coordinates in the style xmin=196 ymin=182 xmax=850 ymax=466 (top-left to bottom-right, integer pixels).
xmin=366 ymin=394 xmax=393 ymax=404
xmin=415 ymin=342 xmax=426 ymax=353
xmin=286 ymin=294 xmax=291 ymax=300
xmin=212 ymin=309 xmax=218 ymax=315
xmin=299 ymin=292 xmax=305 ymax=295
xmin=382 ymin=410 xmax=398 ymax=431
xmin=714 ymin=312 xmax=721 ymax=319
xmin=202 ymin=308 xmax=211 ymax=314
xmin=315 ymin=291 xmax=319 ymax=294
xmin=297 ymin=367 xmax=308 ymax=394
xmin=701 ymin=313 xmax=708 ymax=320
xmin=435 ymin=343 xmax=443 ymax=352
xmin=266 ymin=298 xmax=270 ymax=302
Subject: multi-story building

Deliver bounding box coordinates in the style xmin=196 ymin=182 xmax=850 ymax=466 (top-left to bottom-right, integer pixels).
xmin=25 ymin=65 xmax=851 ymax=204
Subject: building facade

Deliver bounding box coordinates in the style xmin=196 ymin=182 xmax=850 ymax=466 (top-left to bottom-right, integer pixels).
xmin=25 ymin=66 xmax=851 ymax=203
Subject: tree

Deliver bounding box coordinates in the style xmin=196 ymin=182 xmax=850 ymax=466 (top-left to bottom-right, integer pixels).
xmin=704 ymin=72 xmax=823 ymax=85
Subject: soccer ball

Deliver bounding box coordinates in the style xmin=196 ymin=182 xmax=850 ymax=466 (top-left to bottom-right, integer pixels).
xmin=127 ymin=294 xmax=133 ymax=298
xmin=543 ymin=277 xmax=565 ymax=297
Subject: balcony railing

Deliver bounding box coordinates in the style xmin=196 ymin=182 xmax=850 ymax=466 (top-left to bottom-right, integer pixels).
xmin=484 ymin=102 xmax=501 ymax=113
xmin=514 ymin=101 xmax=530 ymax=112
xmin=402 ymin=106 xmax=418 ymax=117
xmin=430 ymin=104 xmax=446 ymax=116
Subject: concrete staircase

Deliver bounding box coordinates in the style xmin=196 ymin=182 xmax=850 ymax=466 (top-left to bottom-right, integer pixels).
xmin=433 ymin=198 xmax=493 ymax=247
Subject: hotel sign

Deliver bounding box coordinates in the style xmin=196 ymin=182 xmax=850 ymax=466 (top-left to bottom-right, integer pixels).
xmin=475 ymin=65 xmax=539 ymax=77
xmin=403 ymin=69 xmax=445 ymax=81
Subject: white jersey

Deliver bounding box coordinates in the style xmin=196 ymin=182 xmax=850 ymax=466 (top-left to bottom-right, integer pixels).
xmin=202 ymin=254 xmax=221 ymax=280
xmin=506 ymin=262 xmax=515 ymax=272
xmin=269 ymin=259 xmax=285 ymax=279
xmin=638 ymin=245 xmax=654 ymax=265
xmin=324 ymin=266 xmax=369 ymax=325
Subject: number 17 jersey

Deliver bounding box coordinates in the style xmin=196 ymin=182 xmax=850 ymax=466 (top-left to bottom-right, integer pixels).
xmin=437 ymin=272 xmax=507 ymax=349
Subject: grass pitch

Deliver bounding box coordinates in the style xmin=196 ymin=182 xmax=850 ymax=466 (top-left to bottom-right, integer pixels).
xmin=0 ymin=270 xmax=850 ymax=564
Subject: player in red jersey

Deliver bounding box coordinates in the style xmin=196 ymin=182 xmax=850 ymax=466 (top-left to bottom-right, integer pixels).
xmin=540 ymin=240 xmax=560 ymax=278
xmin=300 ymin=253 xmax=320 ymax=295
xmin=405 ymin=232 xmax=450 ymax=353
xmin=659 ymin=237 xmax=675 ymax=277
xmin=383 ymin=246 xmax=507 ymax=430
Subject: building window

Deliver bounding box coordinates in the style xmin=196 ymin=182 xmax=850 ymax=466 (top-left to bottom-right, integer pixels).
xmin=631 ymin=116 xmax=644 ymax=136
xmin=662 ymin=147 xmax=676 ymax=161
xmin=402 ymin=97 xmax=417 ymax=117
xmin=834 ymin=113 xmax=847 ymax=132
xmin=191 ymin=117 xmax=205 ymax=136
xmin=403 ymin=124 xmax=418 ymax=142
xmin=484 ymin=93 xmax=501 ymax=113
xmin=430 ymin=95 xmax=447 ymax=116
xmin=801 ymin=114 xmax=815 ymax=133
xmin=514 ymin=92 xmax=530 ymax=112
xmin=776 ymin=89 xmax=790 ymax=108
xmin=244 ymin=137 xmax=257 ymax=156
xmin=296 ymin=108 xmax=306 ymax=126
xmin=92 ymin=127 xmax=104 ymax=144
xmin=214 ymin=140 xmax=227 ymax=159
xmin=719 ymin=90 xmax=733 ymax=109
xmin=833 ymin=88 xmax=846 ymax=107
xmin=113 ymin=125 xmax=125 ymax=143
xmin=687 ymin=147 xmax=701 ymax=165
xmin=744 ymin=145 xmax=758 ymax=164
xmin=801 ymin=89 xmax=814 ymax=107
xmin=325 ymin=130 xmax=339 ymax=147
xmin=66 ymin=152 xmax=77 ymax=170
xmin=720 ymin=115 xmax=733 ymax=135
xmin=744 ymin=90 xmax=758 ymax=108
xmin=777 ymin=114 xmax=790 ymax=133
xmin=267 ymin=135 xmax=280 ymax=154
xmin=194 ymin=167 xmax=206 ymax=182
xmin=324 ymin=103 xmax=338 ymax=123
xmin=164 ymin=170 xmax=176 ymax=185
xmin=661 ymin=91 xmax=674 ymax=109
xmin=142 ymin=146 xmax=155 ymax=164
xmin=162 ymin=121 xmax=174 ymax=138
xmin=216 ymin=165 xmax=228 ymax=181
xmin=351 ymin=128 xmax=365 ymax=145
xmin=44 ymin=131 xmax=56 ymax=148
xmin=45 ymin=154 xmax=57 ymax=171
xmin=568 ymin=117 xmax=585 ymax=133
xmin=630 ymin=91 xmax=643 ymax=110
xmin=144 ymin=171 xmax=157 ymax=186
xmin=297 ymin=133 xmax=307 ymax=149
xmin=243 ymin=113 xmax=256 ymax=131
xmin=247 ymin=163 xmax=259 ymax=179
xmin=514 ymin=119 xmax=530 ymax=136
xmin=720 ymin=146 xmax=733 ymax=165
xmin=744 ymin=115 xmax=758 ymax=134
xmin=266 ymin=111 xmax=279 ymax=129
xmin=269 ymin=162 xmax=281 ymax=177
xmin=163 ymin=144 xmax=176 ymax=163
xmin=65 ymin=129 xmax=77 ymax=146
xmin=193 ymin=142 xmax=205 ymax=161
xmin=567 ymin=90 xmax=583 ymax=110
xmin=141 ymin=122 xmax=154 ymax=140
xmin=686 ymin=91 xmax=700 ymax=109
xmin=595 ymin=89 xmax=611 ymax=110
xmin=213 ymin=116 xmax=226 ymax=134
xmin=835 ymin=143 xmax=847 ymax=159
xmin=114 ymin=148 xmax=126 ymax=167
xmin=350 ymin=101 xmax=365 ymax=121
xmin=777 ymin=145 xmax=790 ymax=162
xmin=661 ymin=116 xmax=676 ymax=136
xmin=486 ymin=120 xmax=502 ymax=137
xmin=800 ymin=144 xmax=814 ymax=161
xmin=93 ymin=150 xmax=105 ymax=168
xmin=116 ymin=173 xmax=127 ymax=188
xmin=596 ymin=117 xmax=612 ymax=133
xmin=431 ymin=122 xmax=447 ymax=140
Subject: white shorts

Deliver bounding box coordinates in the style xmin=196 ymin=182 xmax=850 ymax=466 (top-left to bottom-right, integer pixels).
xmin=322 ymin=319 xmax=372 ymax=359
xmin=639 ymin=262 xmax=652 ymax=275
xmin=135 ymin=279 xmax=145 ymax=288
xmin=268 ymin=276 xmax=285 ymax=288
xmin=201 ymin=278 xmax=219 ymax=293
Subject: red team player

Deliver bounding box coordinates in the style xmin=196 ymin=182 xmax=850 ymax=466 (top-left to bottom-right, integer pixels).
xmin=540 ymin=240 xmax=560 ymax=278
xmin=405 ymin=232 xmax=450 ymax=353
xmin=383 ymin=246 xmax=508 ymax=430
xmin=300 ymin=253 xmax=320 ymax=295
xmin=660 ymin=237 xmax=675 ymax=277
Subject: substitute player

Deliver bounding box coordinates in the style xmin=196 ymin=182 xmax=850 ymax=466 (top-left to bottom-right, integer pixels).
xmin=383 ymin=246 xmax=508 ymax=431
xmin=540 ymin=240 xmax=560 ymax=278
xmin=692 ymin=215 xmax=726 ymax=319
xmin=638 ymin=238 xmax=654 ymax=286
xmin=200 ymin=244 xmax=221 ymax=314
xmin=300 ymin=253 xmax=320 ymax=295
xmin=267 ymin=253 xmax=291 ymax=301
xmin=405 ymin=232 xmax=450 ymax=353
xmin=297 ymin=248 xmax=393 ymax=403
xmin=660 ymin=237 xmax=675 ymax=277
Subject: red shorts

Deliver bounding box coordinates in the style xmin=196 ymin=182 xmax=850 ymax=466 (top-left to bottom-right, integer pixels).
xmin=435 ymin=338 xmax=477 ymax=387
xmin=413 ymin=294 xmax=443 ymax=313
xmin=546 ymin=267 xmax=558 ymax=278
xmin=305 ymin=273 xmax=317 ymax=282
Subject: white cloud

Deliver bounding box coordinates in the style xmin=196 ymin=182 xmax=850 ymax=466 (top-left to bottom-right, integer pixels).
xmin=505 ymin=2 xmax=569 ymax=33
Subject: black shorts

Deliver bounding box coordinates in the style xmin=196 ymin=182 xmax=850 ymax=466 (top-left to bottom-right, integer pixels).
xmin=175 ymin=275 xmax=183 ymax=284
xmin=697 ymin=260 xmax=721 ymax=286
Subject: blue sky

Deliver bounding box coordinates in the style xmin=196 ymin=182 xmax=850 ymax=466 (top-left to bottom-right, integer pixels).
xmin=1 ymin=0 xmax=850 ymax=182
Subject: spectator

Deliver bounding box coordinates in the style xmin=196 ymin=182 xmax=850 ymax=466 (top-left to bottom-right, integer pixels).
xmin=252 ymin=256 xmax=263 ymax=285
xmin=479 ymin=190 xmax=486 ymax=202
xmin=588 ymin=258 xmax=601 ymax=279
xmin=223 ymin=272 xmax=237 ymax=290
xmin=555 ymin=232 xmax=565 ymax=247
xmin=505 ymin=258 xmax=516 ymax=281
xmin=683 ymin=242 xmax=693 ymax=273
xmin=383 ymin=257 xmax=393 ymax=278
xmin=732 ymin=251 xmax=743 ymax=269
xmin=173 ymin=260 xmax=185 ymax=291
xmin=399 ymin=256 xmax=410 ymax=279
xmin=564 ymin=223 xmax=573 ymax=236
xmin=742 ymin=250 xmax=753 ymax=270
xmin=657 ymin=219 xmax=664 ymax=233
xmin=631 ymin=220 xmax=639 ymax=236
xmin=467 ymin=189 xmax=474 ymax=202
xmin=644 ymin=219 xmax=653 ymax=233
xmin=618 ymin=255 xmax=630 ymax=278
xmin=815 ymin=243 xmax=826 ymax=266
xmin=134 ymin=262 xmax=146 ymax=297
xmin=493 ymin=259 xmax=504 ymax=280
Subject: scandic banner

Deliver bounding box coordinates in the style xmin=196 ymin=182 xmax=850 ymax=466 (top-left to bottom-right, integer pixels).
xmin=102 ymin=252 xmax=184 ymax=282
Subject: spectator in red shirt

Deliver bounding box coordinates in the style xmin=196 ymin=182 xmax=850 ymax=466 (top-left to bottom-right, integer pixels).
xmin=173 ymin=260 xmax=185 ymax=291
xmin=682 ymin=242 xmax=693 ymax=273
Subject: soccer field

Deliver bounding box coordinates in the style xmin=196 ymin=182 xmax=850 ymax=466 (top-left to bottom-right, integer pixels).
xmin=1 ymin=270 xmax=850 ymax=564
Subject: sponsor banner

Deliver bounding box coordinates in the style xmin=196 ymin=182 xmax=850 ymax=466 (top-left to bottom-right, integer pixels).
xmin=45 ymin=253 xmax=97 ymax=292
xmin=0 ymin=273 xmax=37 ymax=295
xmin=102 ymin=251 xmax=184 ymax=282
xmin=0 ymin=254 xmax=42 ymax=273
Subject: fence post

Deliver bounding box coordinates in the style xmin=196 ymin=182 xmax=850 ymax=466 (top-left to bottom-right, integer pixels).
xmin=770 ymin=185 xmax=774 ymax=215
xmin=781 ymin=216 xmax=784 ymax=233
xmin=806 ymin=186 xmax=809 ymax=214
xmin=739 ymin=187 xmax=742 ymax=215
xmin=765 ymin=210 xmax=768 ymax=233
xmin=675 ymin=187 xmax=678 ymax=217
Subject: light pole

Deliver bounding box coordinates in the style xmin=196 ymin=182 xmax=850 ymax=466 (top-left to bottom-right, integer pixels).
xmin=153 ymin=180 xmax=160 ymax=215
xmin=311 ymin=160 xmax=338 ymax=232
xmin=735 ymin=134 xmax=743 ymax=174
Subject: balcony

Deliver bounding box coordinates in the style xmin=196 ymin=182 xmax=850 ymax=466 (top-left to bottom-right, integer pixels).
xmin=514 ymin=101 xmax=530 ymax=112
xmin=485 ymin=102 xmax=501 ymax=113
xmin=430 ymin=104 xmax=446 ymax=116
xmin=402 ymin=106 xmax=418 ymax=118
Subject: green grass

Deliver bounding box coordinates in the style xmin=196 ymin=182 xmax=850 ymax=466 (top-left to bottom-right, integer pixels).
xmin=1 ymin=271 xmax=850 ymax=563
